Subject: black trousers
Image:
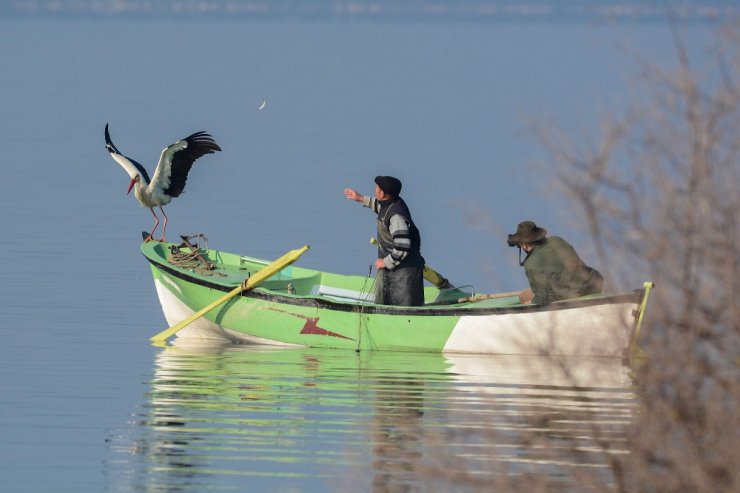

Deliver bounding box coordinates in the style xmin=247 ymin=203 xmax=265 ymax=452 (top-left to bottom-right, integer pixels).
xmin=374 ymin=253 xmax=425 ymax=306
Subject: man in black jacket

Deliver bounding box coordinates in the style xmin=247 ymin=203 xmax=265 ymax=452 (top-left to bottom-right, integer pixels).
xmin=344 ymin=176 xmax=425 ymax=306
xmin=507 ymin=221 xmax=604 ymax=305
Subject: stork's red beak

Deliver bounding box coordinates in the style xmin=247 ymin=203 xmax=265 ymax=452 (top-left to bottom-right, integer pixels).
xmin=126 ymin=178 xmax=136 ymax=195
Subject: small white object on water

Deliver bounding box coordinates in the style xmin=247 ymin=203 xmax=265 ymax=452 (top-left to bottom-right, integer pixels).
xmin=259 ymin=99 xmax=266 ymax=110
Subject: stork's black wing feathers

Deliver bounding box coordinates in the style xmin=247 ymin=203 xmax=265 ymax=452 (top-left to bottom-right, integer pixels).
xmin=104 ymin=124 xmax=120 ymax=154
xmin=163 ymin=131 xmax=221 ymax=198
xmin=105 ymin=123 xmax=151 ymax=183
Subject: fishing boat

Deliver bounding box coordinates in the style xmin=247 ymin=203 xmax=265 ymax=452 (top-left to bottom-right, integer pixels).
xmin=142 ymin=238 xmax=653 ymax=357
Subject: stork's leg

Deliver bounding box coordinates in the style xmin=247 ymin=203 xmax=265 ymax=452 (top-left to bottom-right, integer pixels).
xmin=145 ymin=208 xmax=159 ymax=243
xmin=159 ymin=206 xmax=169 ymax=242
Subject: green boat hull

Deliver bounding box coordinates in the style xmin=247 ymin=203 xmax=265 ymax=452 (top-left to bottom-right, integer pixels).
xmin=142 ymin=241 xmax=651 ymax=356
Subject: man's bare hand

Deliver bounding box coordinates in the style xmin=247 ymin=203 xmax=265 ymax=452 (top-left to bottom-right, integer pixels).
xmin=344 ymin=188 xmax=363 ymax=202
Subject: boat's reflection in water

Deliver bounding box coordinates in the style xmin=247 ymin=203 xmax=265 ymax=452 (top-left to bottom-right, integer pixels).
xmin=108 ymin=340 xmax=635 ymax=492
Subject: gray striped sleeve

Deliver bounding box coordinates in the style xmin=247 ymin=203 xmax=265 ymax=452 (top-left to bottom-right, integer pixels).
xmin=362 ymin=196 xmax=381 ymax=213
xmin=383 ymin=214 xmax=411 ymax=269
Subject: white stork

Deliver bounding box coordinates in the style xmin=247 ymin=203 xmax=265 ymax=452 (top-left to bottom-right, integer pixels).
xmin=105 ymin=123 xmax=221 ymax=242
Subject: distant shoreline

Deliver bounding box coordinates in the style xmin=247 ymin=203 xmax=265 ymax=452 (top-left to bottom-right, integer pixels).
xmin=2 ymin=1 xmax=737 ymax=23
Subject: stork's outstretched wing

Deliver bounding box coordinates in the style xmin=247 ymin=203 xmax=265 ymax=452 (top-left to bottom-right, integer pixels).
xmin=104 ymin=123 xmax=151 ymax=183
xmin=151 ymin=131 xmax=221 ymax=198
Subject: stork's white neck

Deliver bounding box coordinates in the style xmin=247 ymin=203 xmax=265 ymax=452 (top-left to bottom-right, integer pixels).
xmin=134 ymin=178 xmax=154 ymax=208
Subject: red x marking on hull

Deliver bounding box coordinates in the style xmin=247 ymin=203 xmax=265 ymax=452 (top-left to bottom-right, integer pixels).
xmin=265 ymin=308 xmax=355 ymax=341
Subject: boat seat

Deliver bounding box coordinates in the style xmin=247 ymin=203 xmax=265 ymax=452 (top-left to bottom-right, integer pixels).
xmin=310 ymin=285 xmax=374 ymax=303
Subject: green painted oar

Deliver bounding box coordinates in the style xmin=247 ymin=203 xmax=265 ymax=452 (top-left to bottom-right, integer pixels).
xmin=150 ymin=244 xmax=310 ymax=344
xmin=370 ymin=237 xmax=452 ymax=289
xmin=627 ymin=281 xmax=655 ymax=360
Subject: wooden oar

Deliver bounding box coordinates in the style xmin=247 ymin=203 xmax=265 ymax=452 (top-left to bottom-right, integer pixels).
xmin=150 ymin=244 xmax=310 ymax=344
xmin=370 ymin=237 xmax=453 ymax=289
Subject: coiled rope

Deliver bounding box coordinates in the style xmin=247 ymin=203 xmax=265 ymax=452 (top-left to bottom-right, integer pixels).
xmin=167 ymin=234 xmax=226 ymax=277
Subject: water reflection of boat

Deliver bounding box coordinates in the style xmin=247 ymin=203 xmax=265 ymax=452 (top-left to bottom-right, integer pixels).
xmin=447 ymin=352 xmax=631 ymax=392
xmin=107 ymin=345 xmax=634 ymax=491
xmin=442 ymin=353 xmax=635 ymax=479
xmin=142 ymin=240 xmax=653 ymax=356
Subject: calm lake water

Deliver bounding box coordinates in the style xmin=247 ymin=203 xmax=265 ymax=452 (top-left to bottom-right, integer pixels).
xmin=0 ymin=15 xmax=712 ymax=492
xmin=102 ymin=345 xmax=634 ymax=492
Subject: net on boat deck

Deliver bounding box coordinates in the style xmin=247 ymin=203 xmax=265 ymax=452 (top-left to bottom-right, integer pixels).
xmin=167 ymin=234 xmax=226 ymax=277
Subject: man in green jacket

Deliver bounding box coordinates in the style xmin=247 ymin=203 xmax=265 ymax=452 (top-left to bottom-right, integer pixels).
xmin=507 ymin=221 xmax=604 ymax=305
